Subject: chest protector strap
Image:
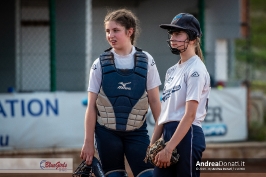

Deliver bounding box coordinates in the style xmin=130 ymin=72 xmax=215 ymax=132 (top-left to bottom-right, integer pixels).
xmin=96 ymin=47 xmax=149 ymax=131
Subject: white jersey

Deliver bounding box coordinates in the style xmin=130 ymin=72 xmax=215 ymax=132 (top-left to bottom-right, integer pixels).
xmin=158 ymin=55 xmax=211 ymax=127
xmin=88 ymin=46 xmax=161 ymax=93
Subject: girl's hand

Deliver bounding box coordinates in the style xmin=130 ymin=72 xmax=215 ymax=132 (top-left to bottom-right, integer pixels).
xmin=155 ymin=148 xmax=172 ymax=168
xmin=80 ymin=142 xmax=95 ymax=165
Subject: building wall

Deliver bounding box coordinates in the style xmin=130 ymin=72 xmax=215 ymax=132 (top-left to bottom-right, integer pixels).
xmin=205 ymin=0 xmax=241 ymax=82
xmin=0 ymin=0 xmax=16 ymax=93
xmin=56 ymin=0 xmax=86 ymax=91
xmin=0 ymin=0 xmax=242 ymax=93
xmin=19 ymin=0 xmax=50 ymax=91
xmin=0 ymin=0 xmax=87 ymax=92
xmin=137 ymin=0 xmax=199 ymax=89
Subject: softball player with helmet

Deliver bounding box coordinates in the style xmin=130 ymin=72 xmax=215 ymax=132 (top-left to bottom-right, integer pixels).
xmin=80 ymin=9 xmax=161 ymax=177
xmin=150 ymin=13 xmax=211 ymax=177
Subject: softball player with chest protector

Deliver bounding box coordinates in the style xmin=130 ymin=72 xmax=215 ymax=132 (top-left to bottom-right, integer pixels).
xmin=150 ymin=13 xmax=211 ymax=177
xmin=80 ymin=9 xmax=161 ymax=177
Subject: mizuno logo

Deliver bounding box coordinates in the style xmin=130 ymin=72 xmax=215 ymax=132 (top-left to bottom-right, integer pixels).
xmin=118 ymin=82 xmax=131 ymax=90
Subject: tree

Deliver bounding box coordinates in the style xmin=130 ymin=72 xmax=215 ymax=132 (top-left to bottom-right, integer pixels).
xmin=236 ymin=0 xmax=266 ymax=72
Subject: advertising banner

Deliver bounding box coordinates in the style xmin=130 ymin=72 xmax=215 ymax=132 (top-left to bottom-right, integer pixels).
xmin=0 ymin=87 xmax=247 ymax=150
xmin=146 ymin=87 xmax=247 ymax=142
xmin=203 ymin=87 xmax=247 ymax=142
xmin=0 ymin=92 xmax=87 ymax=150
xmin=0 ymin=158 xmax=73 ymax=173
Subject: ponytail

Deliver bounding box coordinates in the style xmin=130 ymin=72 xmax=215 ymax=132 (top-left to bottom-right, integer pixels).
xmin=195 ymin=37 xmax=204 ymax=61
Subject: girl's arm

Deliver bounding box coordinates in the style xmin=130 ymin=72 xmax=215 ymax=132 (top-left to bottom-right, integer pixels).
xmin=80 ymin=92 xmax=98 ymax=165
xmin=150 ymin=120 xmax=164 ymax=145
xmin=147 ymin=86 xmax=162 ymax=144
xmin=147 ymin=86 xmax=161 ymax=122
xmin=155 ymin=100 xmax=199 ymax=168
xmin=165 ymin=100 xmax=198 ymax=152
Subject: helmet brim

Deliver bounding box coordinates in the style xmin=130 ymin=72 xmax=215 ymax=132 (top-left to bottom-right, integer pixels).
xmin=159 ymin=24 xmax=187 ymax=31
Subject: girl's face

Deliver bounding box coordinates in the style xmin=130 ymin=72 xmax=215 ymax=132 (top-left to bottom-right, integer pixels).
xmin=105 ymin=21 xmax=132 ymax=50
xmin=169 ymin=31 xmax=189 ymax=50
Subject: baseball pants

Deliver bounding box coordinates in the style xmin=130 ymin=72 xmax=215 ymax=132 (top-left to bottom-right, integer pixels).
xmin=153 ymin=121 xmax=206 ymax=177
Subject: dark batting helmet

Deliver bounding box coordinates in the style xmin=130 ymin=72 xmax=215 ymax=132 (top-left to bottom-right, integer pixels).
xmin=160 ymin=13 xmax=202 ymax=41
xmin=160 ymin=13 xmax=202 ymax=55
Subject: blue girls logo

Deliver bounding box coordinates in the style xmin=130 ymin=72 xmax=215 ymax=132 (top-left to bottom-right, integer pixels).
xmin=161 ymin=85 xmax=181 ymax=102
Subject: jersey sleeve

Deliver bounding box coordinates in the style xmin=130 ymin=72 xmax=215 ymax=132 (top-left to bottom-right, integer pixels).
xmin=144 ymin=51 xmax=162 ymax=90
xmin=186 ymin=69 xmax=206 ymax=102
xmin=87 ymin=58 xmax=102 ymax=93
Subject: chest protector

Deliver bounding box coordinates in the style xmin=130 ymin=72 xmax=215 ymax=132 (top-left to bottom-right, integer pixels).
xmin=96 ymin=47 xmax=149 ymax=131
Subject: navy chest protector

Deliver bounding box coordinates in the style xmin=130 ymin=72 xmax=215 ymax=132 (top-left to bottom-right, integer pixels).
xmin=96 ymin=47 xmax=149 ymax=131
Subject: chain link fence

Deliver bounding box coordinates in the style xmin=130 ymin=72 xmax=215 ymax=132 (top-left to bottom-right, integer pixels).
xmin=18 ymin=0 xmax=50 ymax=91
xmin=15 ymin=0 xmax=266 ymax=93
xmin=16 ymin=0 xmax=88 ymax=92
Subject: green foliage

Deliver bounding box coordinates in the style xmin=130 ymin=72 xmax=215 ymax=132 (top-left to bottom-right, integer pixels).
xmin=235 ymin=39 xmax=248 ymax=62
xmin=251 ymin=0 xmax=266 ymax=11
xmin=235 ymin=0 xmax=266 ymax=70
xmin=236 ymin=0 xmax=266 ymax=142
xmin=248 ymin=121 xmax=266 ymax=141
xmin=251 ymin=80 xmax=266 ymax=94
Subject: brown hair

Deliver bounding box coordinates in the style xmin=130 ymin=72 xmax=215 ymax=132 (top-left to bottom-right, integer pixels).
xmin=104 ymin=9 xmax=140 ymax=45
xmin=195 ymin=37 xmax=204 ymax=61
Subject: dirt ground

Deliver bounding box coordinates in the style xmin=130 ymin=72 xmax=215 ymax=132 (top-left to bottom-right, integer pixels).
xmin=1 ymin=143 xmax=266 ymax=177
xmin=0 ymin=172 xmax=265 ymax=177
xmin=201 ymin=174 xmax=266 ymax=177
xmin=1 ymin=160 xmax=264 ymax=177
